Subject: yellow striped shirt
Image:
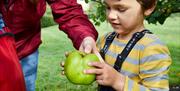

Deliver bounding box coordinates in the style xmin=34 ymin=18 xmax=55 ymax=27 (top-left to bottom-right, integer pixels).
xmin=97 ymin=32 xmax=172 ymax=91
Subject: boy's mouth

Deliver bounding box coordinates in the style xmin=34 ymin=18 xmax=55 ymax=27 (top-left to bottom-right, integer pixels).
xmin=110 ymin=21 xmax=121 ymax=25
xmin=111 ymin=22 xmax=121 ymax=28
xmin=112 ymin=23 xmax=120 ymax=25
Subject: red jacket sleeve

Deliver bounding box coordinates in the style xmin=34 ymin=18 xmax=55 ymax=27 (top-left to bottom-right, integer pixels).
xmin=47 ymin=0 xmax=98 ymax=49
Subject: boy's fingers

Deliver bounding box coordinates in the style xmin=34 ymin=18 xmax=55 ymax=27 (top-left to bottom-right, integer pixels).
xmin=96 ymin=80 xmax=104 ymax=85
xmin=89 ymin=62 xmax=104 ymax=68
xmin=84 ymin=69 xmax=102 ymax=75
xmin=96 ymin=75 xmax=103 ymax=80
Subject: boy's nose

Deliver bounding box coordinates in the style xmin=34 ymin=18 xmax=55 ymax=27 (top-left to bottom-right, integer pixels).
xmin=107 ymin=10 xmax=118 ymax=21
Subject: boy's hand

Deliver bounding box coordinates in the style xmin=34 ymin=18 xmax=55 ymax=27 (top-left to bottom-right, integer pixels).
xmin=84 ymin=62 xmax=125 ymax=91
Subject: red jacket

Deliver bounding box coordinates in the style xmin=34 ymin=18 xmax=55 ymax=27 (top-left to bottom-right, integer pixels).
xmin=0 ymin=0 xmax=98 ymax=59
xmin=0 ymin=27 xmax=26 ymax=91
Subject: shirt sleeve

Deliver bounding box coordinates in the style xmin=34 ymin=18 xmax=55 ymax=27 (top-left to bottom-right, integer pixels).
xmin=46 ymin=0 xmax=98 ymax=49
xmin=124 ymin=40 xmax=172 ymax=91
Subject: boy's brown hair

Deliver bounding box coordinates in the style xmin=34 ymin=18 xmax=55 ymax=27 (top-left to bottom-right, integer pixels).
xmin=137 ymin=0 xmax=156 ymax=11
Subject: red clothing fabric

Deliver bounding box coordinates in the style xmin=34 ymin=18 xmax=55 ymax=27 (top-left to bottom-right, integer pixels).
xmin=0 ymin=27 xmax=26 ymax=91
xmin=0 ymin=0 xmax=98 ymax=59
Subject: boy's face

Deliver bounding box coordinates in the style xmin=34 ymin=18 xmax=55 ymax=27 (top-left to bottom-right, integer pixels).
xmin=104 ymin=0 xmax=145 ymax=35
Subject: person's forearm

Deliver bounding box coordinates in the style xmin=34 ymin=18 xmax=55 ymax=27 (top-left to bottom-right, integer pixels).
xmin=47 ymin=0 xmax=98 ymax=49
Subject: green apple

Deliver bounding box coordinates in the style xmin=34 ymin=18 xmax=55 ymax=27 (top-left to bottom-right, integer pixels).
xmin=64 ymin=51 xmax=99 ymax=85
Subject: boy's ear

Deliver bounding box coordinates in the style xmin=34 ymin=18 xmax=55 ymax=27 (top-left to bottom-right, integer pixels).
xmin=144 ymin=3 xmax=156 ymax=16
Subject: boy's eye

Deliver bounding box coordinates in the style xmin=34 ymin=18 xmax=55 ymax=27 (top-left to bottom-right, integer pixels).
xmin=117 ymin=8 xmax=126 ymax=12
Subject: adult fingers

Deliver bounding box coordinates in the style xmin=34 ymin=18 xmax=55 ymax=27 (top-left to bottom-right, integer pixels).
xmin=61 ymin=71 xmax=65 ymax=75
xmin=60 ymin=65 xmax=65 ymax=75
xmin=84 ymin=44 xmax=92 ymax=53
xmin=65 ymin=52 xmax=69 ymax=57
xmin=79 ymin=44 xmax=84 ymax=52
xmin=60 ymin=61 xmax=65 ymax=67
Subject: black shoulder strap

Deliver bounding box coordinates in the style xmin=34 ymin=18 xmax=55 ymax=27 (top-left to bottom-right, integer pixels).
xmin=99 ymin=29 xmax=152 ymax=91
xmin=100 ymin=32 xmax=117 ymax=59
xmin=113 ymin=29 xmax=152 ymax=71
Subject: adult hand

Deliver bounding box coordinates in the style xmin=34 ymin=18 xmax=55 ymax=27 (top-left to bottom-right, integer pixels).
xmin=79 ymin=36 xmax=97 ymax=54
xmin=84 ymin=62 xmax=125 ymax=91
xmin=60 ymin=52 xmax=69 ymax=75
xmin=79 ymin=36 xmax=104 ymax=63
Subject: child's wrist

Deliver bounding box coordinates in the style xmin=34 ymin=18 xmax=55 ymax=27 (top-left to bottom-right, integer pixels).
xmin=112 ymin=74 xmax=125 ymax=91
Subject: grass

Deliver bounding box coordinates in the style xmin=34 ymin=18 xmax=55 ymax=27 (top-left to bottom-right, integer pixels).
xmin=36 ymin=16 xmax=180 ymax=91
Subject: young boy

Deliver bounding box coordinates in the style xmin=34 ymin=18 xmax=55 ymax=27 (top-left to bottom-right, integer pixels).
xmin=85 ymin=0 xmax=172 ymax=91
